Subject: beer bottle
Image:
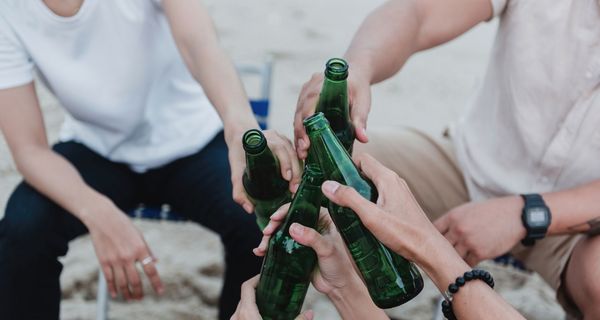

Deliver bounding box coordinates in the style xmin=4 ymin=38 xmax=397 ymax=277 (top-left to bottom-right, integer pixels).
xmin=242 ymin=129 xmax=292 ymax=230
xmin=303 ymin=113 xmax=423 ymax=308
xmin=315 ymin=58 xmax=355 ymax=154
xmin=255 ymin=164 xmax=324 ymax=319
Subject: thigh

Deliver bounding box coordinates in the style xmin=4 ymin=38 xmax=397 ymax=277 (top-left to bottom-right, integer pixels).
xmin=146 ymin=132 xmax=257 ymax=237
xmin=355 ymin=126 xmax=469 ymax=220
xmin=1 ymin=141 xmax=139 ymax=251
xmin=511 ymin=234 xmax=583 ymax=318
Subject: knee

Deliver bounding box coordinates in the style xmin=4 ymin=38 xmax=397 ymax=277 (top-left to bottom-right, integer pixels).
xmin=566 ymin=237 xmax=600 ymax=317
xmin=1 ymin=183 xmax=62 ymax=253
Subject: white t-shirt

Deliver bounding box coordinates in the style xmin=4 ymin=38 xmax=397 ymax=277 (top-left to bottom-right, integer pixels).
xmin=0 ymin=0 xmax=223 ymax=172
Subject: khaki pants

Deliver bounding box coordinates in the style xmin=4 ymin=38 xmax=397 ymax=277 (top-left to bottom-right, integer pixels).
xmin=355 ymin=126 xmax=582 ymax=318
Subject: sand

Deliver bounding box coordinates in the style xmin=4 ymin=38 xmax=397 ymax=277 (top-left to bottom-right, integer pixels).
xmin=0 ymin=0 xmax=566 ymax=319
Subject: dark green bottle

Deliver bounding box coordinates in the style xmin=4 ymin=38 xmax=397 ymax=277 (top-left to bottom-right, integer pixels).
xmin=303 ymin=113 xmax=423 ymax=308
xmin=242 ymin=129 xmax=292 ymax=230
xmin=315 ymin=58 xmax=355 ymax=154
xmin=255 ymin=164 xmax=324 ymax=320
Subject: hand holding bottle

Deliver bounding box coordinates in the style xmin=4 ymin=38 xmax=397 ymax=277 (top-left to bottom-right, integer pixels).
xmin=255 ymin=205 xmax=388 ymax=320
xmin=231 ymin=275 xmax=314 ymax=320
xmin=229 ymin=128 xmax=301 ymax=213
xmin=293 ymin=63 xmax=372 ymax=160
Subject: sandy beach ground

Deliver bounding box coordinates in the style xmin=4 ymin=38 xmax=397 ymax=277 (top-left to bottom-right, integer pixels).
xmin=0 ymin=1 xmax=567 ymax=319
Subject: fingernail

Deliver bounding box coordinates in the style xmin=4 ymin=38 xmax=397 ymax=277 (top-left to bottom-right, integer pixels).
xmin=290 ymin=223 xmax=305 ymax=236
xmin=243 ymin=203 xmax=252 ymax=213
xmin=285 ymin=169 xmax=292 ymax=181
xmin=292 ymin=183 xmax=300 ymax=192
xmin=305 ymin=310 xmax=314 ymax=320
xmin=322 ymin=180 xmax=340 ymax=195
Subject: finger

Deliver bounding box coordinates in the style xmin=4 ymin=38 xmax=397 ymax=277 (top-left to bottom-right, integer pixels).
xmin=433 ymin=214 xmax=450 ymax=235
xmin=254 ymin=234 xmax=270 ymax=256
xmin=233 ymin=184 xmax=254 ymax=213
xmin=240 ymin=275 xmax=260 ymax=304
xmin=465 ymin=252 xmax=479 ymax=267
xmin=270 ymin=143 xmax=293 ymax=182
xmin=354 ymin=154 xmax=399 ymax=196
xmin=349 ymin=84 xmax=371 ymax=143
xmin=296 ymin=310 xmax=314 ymax=320
xmin=125 ymin=262 xmax=143 ymax=300
xmin=142 ymin=258 xmax=164 ymax=295
xmin=454 ymin=243 xmax=469 ymax=259
xmin=113 ymin=266 xmax=132 ymax=300
xmin=102 ymin=264 xmax=118 ymax=298
xmin=289 ymin=223 xmax=334 ymax=258
xmin=281 ymin=135 xmax=303 ymax=191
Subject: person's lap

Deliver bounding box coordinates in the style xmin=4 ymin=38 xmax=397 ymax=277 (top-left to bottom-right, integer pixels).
xmin=0 ymin=131 xmax=260 ymax=320
xmin=355 ymin=125 xmax=584 ymax=318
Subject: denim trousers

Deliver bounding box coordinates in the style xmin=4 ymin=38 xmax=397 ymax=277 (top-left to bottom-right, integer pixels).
xmin=0 ymin=131 xmax=262 ymax=320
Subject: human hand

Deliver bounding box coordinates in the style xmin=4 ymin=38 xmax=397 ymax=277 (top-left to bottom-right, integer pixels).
xmin=293 ymin=69 xmax=371 ymax=159
xmin=319 ymin=153 xmax=442 ymax=264
xmin=254 ymin=205 xmax=362 ymax=296
xmin=433 ymin=197 xmax=526 ymax=266
xmin=231 ymin=275 xmax=314 ymax=320
xmin=228 ymin=129 xmax=302 ymax=213
xmin=85 ymin=200 xmax=164 ymax=300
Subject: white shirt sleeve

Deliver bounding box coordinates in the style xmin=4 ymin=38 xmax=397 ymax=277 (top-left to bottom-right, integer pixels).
xmin=489 ymin=0 xmax=508 ymax=18
xmin=0 ymin=14 xmax=34 ymax=90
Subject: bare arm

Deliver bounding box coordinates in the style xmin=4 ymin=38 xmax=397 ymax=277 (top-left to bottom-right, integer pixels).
xmin=321 ymin=154 xmax=524 ymax=320
xmin=161 ymin=0 xmax=301 ymax=210
xmin=0 ymin=83 xmax=163 ymax=299
xmin=544 ymin=179 xmax=600 ymax=235
xmin=294 ymin=0 xmax=493 ymax=156
xmin=0 ymin=83 xmax=106 ymax=223
xmin=345 ymin=0 xmax=493 ymax=84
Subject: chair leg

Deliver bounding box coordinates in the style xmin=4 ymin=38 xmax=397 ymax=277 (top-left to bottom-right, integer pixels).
xmin=97 ymin=269 xmax=109 ymax=320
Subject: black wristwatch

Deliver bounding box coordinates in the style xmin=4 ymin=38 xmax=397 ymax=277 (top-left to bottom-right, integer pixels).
xmin=520 ymin=194 xmax=552 ymax=246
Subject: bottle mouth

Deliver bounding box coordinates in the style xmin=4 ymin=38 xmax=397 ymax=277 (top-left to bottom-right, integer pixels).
xmin=325 ymin=58 xmax=349 ymax=80
xmin=242 ymin=129 xmax=267 ymax=154
xmin=303 ymin=112 xmax=329 ymax=134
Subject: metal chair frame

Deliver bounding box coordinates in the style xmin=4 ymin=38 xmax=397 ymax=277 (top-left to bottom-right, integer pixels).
xmin=96 ymin=58 xmax=273 ymax=320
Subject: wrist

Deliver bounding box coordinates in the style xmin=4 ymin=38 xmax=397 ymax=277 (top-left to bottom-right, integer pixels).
xmin=76 ymin=193 xmax=117 ymax=228
xmin=327 ymin=275 xmax=386 ymax=320
xmin=343 ymin=54 xmax=375 ymax=85
xmin=419 ymin=234 xmax=471 ymax=293
xmin=223 ymin=116 xmax=259 ymax=145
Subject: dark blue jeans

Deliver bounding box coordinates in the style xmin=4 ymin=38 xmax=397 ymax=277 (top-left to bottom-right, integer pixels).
xmin=0 ymin=132 xmax=262 ymax=320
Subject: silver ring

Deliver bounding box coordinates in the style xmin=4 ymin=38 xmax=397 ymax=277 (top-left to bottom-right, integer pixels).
xmin=140 ymin=256 xmax=154 ymax=266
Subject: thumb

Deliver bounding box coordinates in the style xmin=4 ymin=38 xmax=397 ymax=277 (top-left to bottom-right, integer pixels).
xmin=350 ymin=86 xmax=371 ymax=143
xmin=321 ymin=181 xmax=376 ymax=216
xmin=433 ymin=213 xmax=450 ymax=234
xmin=289 ymin=223 xmax=334 ymax=259
xmin=295 ymin=310 xmax=314 ymax=320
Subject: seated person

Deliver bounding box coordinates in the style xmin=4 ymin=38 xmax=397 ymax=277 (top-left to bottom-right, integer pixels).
xmin=0 ymin=1 xmax=300 ymax=319
xmin=232 ymin=154 xmax=525 ymax=320
xmin=294 ymin=1 xmax=600 ymax=318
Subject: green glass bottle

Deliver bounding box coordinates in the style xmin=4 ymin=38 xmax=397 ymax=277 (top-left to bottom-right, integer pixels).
xmin=242 ymin=129 xmax=292 ymax=230
xmin=303 ymin=113 xmax=423 ymax=308
xmin=255 ymin=164 xmax=324 ymax=320
xmin=315 ymin=58 xmax=355 ymax=154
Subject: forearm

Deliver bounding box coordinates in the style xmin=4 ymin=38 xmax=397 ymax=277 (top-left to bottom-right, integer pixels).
xmin=344 ymin=0 xmax=492 ymax=85
xmin=419 ymin=235 xmax=524 ymax=320
xmin=14 ymin=147 xmax=113 ymax=226
xmin=162 ymin=0 xmax=258 ymax=146
xmin=543 ymin=179 xmax=600 ymax=235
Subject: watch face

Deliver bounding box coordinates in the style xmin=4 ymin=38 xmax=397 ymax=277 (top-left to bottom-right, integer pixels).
xmin=528 ymin=208 xmax=549 ymax=227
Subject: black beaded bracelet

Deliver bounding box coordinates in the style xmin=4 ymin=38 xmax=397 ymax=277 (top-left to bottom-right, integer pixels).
xmin=441 ymin=269 xmax=495 ymax=320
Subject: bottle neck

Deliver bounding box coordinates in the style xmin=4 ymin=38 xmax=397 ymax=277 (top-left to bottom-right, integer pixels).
xmin=305 ymin=117 xmax=372 ymax=196
xmin=315 ymin=77 xmax=350 ymax=125
xmin=280 ymin=167 xmax=324 ymax=232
